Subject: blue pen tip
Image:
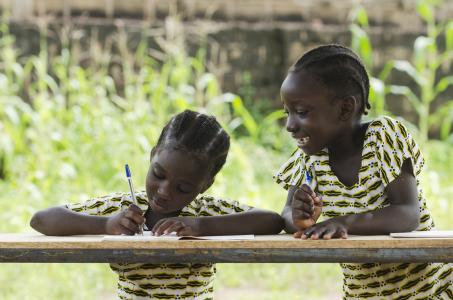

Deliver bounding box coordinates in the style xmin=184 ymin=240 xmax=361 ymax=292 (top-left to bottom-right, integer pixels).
xmin=125 ymin=164 xmax=131 ymax=177
xmin=305 ymin=170 xmax=312 ymax=182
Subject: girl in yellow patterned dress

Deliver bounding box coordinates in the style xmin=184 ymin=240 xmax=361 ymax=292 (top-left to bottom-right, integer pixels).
xmin=275 ymin=44 xmax=452 ymax=299
xmin=31 ymin=110 xmax=283 ymax=300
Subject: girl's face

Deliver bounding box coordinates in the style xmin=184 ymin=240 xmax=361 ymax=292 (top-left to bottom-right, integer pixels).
xmin=281 ymin=71 xmax=346 ymax=155
xmin=145 ymin=147 xmax=213 ymax=215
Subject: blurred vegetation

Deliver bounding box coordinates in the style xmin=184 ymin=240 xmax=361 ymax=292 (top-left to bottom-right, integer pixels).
xmin=0 ymin=0 xmax=452 ymax=298
xmin=350 ymin=0 xmax=453 ymax=143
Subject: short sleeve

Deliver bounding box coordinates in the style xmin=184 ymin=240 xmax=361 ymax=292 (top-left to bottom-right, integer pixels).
xmin=373 ymin=117 xmax=425 ymax=186
xmin=182 ymin=195 xmax=253 ymax=217
xmin=273 ymin=149 xmax=307 ymax=190
xmin=65 ymin=191 xmax=149 ymax=216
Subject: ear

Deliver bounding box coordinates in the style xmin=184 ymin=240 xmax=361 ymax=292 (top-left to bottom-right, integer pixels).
xmin=201 ymin=177 xmax=215 ymax=194
xmin=337 ymin=96 xmax=358 ymax=121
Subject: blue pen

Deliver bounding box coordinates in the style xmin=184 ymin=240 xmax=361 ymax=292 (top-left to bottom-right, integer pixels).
xmin=125 ymin=164 xmax=143 ymax=234
xmin=125 ymin=164 xmax=137 ymax=205
xmin=305 ymin=170 xmax=312 ymax=186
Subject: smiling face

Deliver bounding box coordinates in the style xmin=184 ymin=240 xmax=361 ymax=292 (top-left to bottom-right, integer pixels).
xmin=281 ymin=71 xmax=347 ymax=155
xmin=145 ymin=147 xmax=213 ymax=215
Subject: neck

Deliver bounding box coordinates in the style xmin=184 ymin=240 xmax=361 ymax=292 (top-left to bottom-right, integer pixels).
xmin=328 ymin=121 xmax=365 ymax=160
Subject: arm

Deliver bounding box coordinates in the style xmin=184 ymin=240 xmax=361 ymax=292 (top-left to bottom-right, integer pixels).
xmin=281 ymin=186 xmax=299 ymax=233
xmin=152 ymin=208 xmax=283 ymax=236
xmin=30 ymin=204 xmax=145 ymax=236
xmin=302 ymin=159 xmax=420 ymax=239
xmin=30 ymin=206 xmax=109 ymax=236
xmin=197 ymin=208 xmax=283 ymax=236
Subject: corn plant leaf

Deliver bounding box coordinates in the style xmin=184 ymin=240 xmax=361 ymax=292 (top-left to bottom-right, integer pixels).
xmin=447 ymin=21 xmax=453 ymax=51
xmin=414 ymin=36 xmax=435 ymax=72
xmin=392 ymin=60 xmax=425 ymax=86
xmin=227 ymin=94 xmax=259 ymax=140
xmin=434 ymin=76 xmax=453 ymax=98
xmin=416 ymin=0 xmax=434 ymax=23
xmin=349 ymin=24 xmax=372 ymax=69
xmin=388 ymin=85 xmax=422 ymax=115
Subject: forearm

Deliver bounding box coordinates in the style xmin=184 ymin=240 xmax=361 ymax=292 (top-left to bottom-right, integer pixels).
xmin=197 ymin=208 xmax=283 ymax=236
xmin=30 ymin=206 xmax=109 ymax=236
xmin=281 ymin=205 xmax=299 ymax=233
xmin=333 ymin=204 xmax=420 ymax=235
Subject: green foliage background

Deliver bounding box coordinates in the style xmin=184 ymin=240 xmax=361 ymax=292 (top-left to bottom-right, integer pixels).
xmin=0 ymin=3 xmax=452 ymax=298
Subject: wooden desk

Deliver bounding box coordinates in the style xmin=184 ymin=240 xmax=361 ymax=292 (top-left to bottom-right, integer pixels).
xmin=1 ymin=233 xmax=452 ymax=263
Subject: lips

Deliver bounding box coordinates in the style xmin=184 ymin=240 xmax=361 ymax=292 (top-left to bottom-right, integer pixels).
xmin=292 ymin=135 xmax=310 ymax=147
xmin=152 ymin=198 xmax=169 ymax=211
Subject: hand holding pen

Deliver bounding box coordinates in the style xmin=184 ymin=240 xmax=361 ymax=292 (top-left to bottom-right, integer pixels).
xmin=123 ymin=164 xmax=145 ymax=235
xmin=291 ymin=170 xmax=322 ymax=231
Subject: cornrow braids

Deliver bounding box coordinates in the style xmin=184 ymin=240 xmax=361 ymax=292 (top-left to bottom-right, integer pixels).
xmin=290 ymin=44 xmax=371 ymax=115
xmin=155 ymin=110 xmax=230 ymax=177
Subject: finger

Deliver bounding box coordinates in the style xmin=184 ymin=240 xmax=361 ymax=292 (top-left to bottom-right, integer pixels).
xmin=125 ymin=209 xmax=145 ymax=225
xmin=300 ymin=184 xmax=315 ymax=197
xmin=293 ymin=211 xmax=312 ymax=220
xmin=177 ymin=226 xmax=193 ymax=236
xmin=163 ymin=222 xmax=185 ymax=235
xmin=153 ymin=220 xmax=174 ymax=236
xmin=292 ymin=196 xmax=314 ymax=212
xmin=322 ymin=227 xmax=336 ymax=240
xmin=303 ymin=227 xmax=315 ymax=239
xmin=337 ymin=228 xmax=348 ymax=239
xmin=310 ymin=232 xmax=319 ymax=240
xmin=293 ymin=188 xmax=314 ymax=202
xmin=119 ymin=224 xmax=136 ymax=235
xmin=313 ymin=195 xmax=323 ymax=207
xmin=128 ymin=204 xmax=143 ymax=213
xmin=304 ymin=227 xmax=320 ymax=240
xmin=151 ymin=218 xmax=165 ymax=231
xmin=293 ymin=231 xmax=304 ymax=239
xmin=311 ymin=226 xmax=328 ymax=239
xmin=301 ymin=202 xmax=314 ymax=214
xmin=120 ymin=217 xmax=140 ymax=233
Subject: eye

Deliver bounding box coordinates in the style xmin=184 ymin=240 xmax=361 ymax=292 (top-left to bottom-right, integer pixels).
xmin=152 ymin=169 xmax=164 ymax=179
xmin=177 ymin=185 xmax=193 ymax=194
xmin=296 ymin=110 xmax=308 ymax=117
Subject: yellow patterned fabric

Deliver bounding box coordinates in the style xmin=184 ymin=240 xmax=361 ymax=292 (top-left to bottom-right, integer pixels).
xmin=274 ymin=116 xmax=453 ymax=299
xmin=66 ymin=192 xmax=251 ymax=300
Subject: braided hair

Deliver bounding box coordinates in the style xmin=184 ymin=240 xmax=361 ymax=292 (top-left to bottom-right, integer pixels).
xmin=154 ymin=110 xmax=230 ymax=177
xmin=289 ymin=44 xmax=371 ymax=115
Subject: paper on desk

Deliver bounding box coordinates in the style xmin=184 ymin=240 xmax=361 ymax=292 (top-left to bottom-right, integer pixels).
xmin=102 ymin=231 xmax=254 ymax=241
xmin=390 ymin=230 xmax=453 ymax=238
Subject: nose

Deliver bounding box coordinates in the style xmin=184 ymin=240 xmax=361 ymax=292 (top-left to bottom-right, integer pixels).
xmin=157 ymin=180 xmax=171 ymax=198
xmin=286 ymin=114 xmax=299 ymax=133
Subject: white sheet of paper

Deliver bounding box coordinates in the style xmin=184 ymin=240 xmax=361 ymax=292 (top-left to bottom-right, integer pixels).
xmin=103 ymin=232 xmax=255 ymax=241
xmin=390 ymin=230 xmax=453 ymax=238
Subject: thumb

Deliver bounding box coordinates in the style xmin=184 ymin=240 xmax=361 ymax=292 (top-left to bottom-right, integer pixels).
xmin=300 ymin=183 xmax=314 ymax=195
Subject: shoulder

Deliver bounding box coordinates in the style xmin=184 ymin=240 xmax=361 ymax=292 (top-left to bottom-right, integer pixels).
xmin=368 ymin=116 xmax=410 ymax=137
xmin=67 ymin=191 xmax=149 ymax=214
xmin=182 ymin=195 xmax=251 ymax=217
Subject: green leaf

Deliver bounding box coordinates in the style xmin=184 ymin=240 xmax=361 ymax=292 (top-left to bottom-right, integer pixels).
xmin=228 ymin=94 xmax=259 ymax=139
xmin=414 ymin=36 xmax=435 ymax=71
xmin=416 ymin=0 xmax=434 ymax=23
xmin=446 ymin=21 xmax=453 ymax=51
xmin=392 ymin=60 xmax=425 ymax=86
xmin=349 ymin=24 xmax=373 ymax=68
xmin=388 ymin=85 xmax=422 ymax=115
xmin=434 ymin=76 xmax=453 ymax=97
xmin=353 ymin=6 xmax=369 ymax=27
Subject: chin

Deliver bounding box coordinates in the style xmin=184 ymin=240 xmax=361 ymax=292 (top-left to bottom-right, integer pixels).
xmin=298 ymin=145 xmax=321 ymax=156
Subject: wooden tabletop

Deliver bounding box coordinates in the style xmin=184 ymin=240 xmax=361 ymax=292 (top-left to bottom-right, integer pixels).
xmin=1 ymin=233 xmax=452 ymax=263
